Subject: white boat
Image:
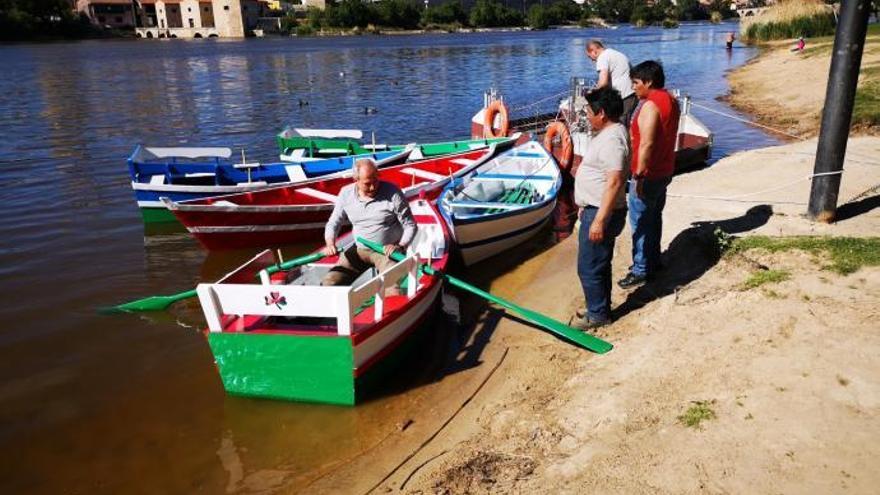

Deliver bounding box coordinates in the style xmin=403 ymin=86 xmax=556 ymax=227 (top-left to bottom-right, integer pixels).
xmin=438 ymin=141 xmax=562 ymax=266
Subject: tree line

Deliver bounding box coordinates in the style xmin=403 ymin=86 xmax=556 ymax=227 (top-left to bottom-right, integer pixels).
xmin=288 ymin=0 xmax=740 ymax=34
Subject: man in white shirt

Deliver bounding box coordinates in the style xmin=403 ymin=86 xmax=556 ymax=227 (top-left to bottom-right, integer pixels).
xmin=586 ymin=39 xmax=637 ymax=127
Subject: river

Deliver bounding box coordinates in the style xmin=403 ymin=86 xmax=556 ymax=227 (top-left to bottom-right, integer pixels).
xmin=0 ymin=21 xmax=779 ymax=494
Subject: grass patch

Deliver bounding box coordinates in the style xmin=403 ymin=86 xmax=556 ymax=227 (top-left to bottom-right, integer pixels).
xmin=728 ymin=236 xmax=880 ymax=275
xmin=742 ymin=269 xmax=791 ymax=290
xmin=853 ymin=66 xmax=880 ymax=128
xmin=679 ymin=400 xmax=717 ymax=428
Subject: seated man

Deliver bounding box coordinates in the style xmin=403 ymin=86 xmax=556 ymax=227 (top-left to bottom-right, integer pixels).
xmin=322 ymin=158 xmax=417 ymax=294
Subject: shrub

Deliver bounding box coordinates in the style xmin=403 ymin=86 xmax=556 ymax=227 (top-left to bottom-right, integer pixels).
xmin=741 ymin=0 xmax=836 ymax=41
xmin=528 ymin=4 xmax=550 ymax=30
xmin=421 ymin=1 xmax=468 ymax=26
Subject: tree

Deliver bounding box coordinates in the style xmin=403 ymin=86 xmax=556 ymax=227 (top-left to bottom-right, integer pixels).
xmin=528 ymin=3 xmax=550 ymax=29
xmin=421 ymin=0 xmax=468 ymax=26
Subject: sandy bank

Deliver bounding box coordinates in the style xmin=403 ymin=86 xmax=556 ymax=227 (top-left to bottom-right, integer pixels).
xmin=298 ymin=135 xmax=880 ymax=494
xmin=727 ymin=34 xmax=880 ymax=138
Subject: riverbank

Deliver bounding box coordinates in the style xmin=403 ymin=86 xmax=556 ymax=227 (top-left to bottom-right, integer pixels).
xmin=727 ymin=26 xmax=880 ymax=138
xmin=297 ymin=35 xmax=880 ymax=494
xmin=303 ymin=136 xmax=879 ymax=494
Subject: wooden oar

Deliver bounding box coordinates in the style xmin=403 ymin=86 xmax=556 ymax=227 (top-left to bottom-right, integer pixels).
xmin=356 ymin=237 xmax=613 ymax=354
xmin=103 ymin=250 xmax=328 ymax=314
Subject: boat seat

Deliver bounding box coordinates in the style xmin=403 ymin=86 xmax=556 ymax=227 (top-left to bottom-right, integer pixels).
xmin=298 ymin=187 xmax=338 ymax=203
xmin=399 ymin=167 xmax=445 ymax=181
xmin=285 ymin=165 xmax=308 ymax=182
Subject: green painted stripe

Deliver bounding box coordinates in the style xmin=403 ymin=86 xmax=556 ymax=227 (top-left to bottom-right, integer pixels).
xmin=208 ymin=332 xmax=355 ymax=405
xmin=141 ymin=207 xmax=179 ymax=224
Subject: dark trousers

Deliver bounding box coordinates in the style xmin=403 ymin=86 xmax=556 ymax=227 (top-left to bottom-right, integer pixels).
xmin=578 ymin=206 xmax=627 ymax=322
xmin=627 ymin=176 xmax=671 ymax=277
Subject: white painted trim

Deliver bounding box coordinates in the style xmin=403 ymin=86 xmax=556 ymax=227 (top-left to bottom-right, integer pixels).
xmin=399 ymin=167 xmax=446 ymax=181
xmin=187 ymin=222 xmax=330 ymax=233
xmin=298 ymin=187 xmax=339 ymax=203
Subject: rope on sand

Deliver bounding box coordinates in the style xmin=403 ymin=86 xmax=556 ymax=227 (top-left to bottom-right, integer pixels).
xmin=668 ymin=171 xmax=843 ymax=205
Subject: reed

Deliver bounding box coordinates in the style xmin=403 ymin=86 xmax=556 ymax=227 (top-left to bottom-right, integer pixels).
xmin=741 ymin=0 xmax=836 ymax=42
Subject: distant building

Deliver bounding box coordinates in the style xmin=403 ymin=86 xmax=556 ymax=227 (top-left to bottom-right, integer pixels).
xmin=133 ymin=0 xmax=263 ymax=38
xmin=76 ymin=0 xmax=138 ymax=28
xmin=301 ymin=0 xmax=326 ymax=9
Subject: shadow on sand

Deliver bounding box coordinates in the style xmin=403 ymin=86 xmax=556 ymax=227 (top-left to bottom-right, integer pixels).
xmin=613 ymin=204 xmax=773 ymax=320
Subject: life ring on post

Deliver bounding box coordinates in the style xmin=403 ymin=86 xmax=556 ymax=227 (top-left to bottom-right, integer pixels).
xmin=543 ymin=121 xmax=573 ymax=170
xmin=483 ymin=100 xmax=510 ymax=138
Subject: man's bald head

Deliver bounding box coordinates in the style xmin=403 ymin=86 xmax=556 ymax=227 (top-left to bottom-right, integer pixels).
xmin=353 ymin=159 xmax=380 ymax=199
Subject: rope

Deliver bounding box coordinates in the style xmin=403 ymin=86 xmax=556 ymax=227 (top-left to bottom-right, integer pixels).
xmin=509 ymin=90 xmax=569 ymax=113
xmin=689 ymin=99 xmax=880 ymax=166
xmin=668 ymin=170 xmax=843 ymax=204
xmin=688 ymin=101 xmax=806 ymax=140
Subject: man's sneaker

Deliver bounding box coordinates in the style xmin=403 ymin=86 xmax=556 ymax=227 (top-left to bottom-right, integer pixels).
xmin=571 ymin=316 xmax=610 ymax=332
xmin=617 ymin=272 xmax=648 ymax=289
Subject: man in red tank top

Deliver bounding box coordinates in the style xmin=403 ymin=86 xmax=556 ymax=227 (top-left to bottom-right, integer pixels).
xmin=619 ymin=60 xmax=680 ymax=289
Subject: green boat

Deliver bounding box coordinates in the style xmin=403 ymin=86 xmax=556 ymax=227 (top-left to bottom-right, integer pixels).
xmin=277 ymin=127 xmax=514 ymax=162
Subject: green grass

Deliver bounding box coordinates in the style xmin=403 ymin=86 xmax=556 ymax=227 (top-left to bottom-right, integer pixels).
xmin=742 ymin=269 xmax=791 ymax=290
xmin=679 ymin=400 xmax=717 ymax=428
xmin=853 ymin=66 xmax=880 ymax=128
xmin=728 ymin=236 xmax=880 ymax=275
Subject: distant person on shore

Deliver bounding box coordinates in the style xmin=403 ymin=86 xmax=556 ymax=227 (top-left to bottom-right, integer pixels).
xmin=791 ymin=36 xmax=806 ymax=52
xmin=585 ymin=40 xmax=638 ymax=127
xmin=321 ymin=159 xmax=417 ymax=295
xmin=619 ymin=60 xmax=680 ymax=290
xmin=572 ymin=87 xmax=629 ymax=331
xmin=726 ymin=32 xmax=736 ymax=50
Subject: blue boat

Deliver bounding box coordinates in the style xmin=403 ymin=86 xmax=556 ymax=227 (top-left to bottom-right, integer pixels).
xmin=438 ymin=141 xmax=562 ymax=266
xmin=127 ymin=146 xmax=412 ymax=223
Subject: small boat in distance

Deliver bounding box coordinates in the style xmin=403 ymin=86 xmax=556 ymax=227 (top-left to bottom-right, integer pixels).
xmin=165 ymin=145 xmax=502 ymax=250
xmin=439 ymin=141 xmax=562 ymax=266
xmin=128 ymin=145 xmax=411 ymax=224
xmin=195 ymin=198 xmax=450 ymax=405
xmin=277 ymin=127 xmax=516 ymax=162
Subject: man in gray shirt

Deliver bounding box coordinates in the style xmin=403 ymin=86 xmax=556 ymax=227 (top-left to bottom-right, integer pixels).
xmin=322 ymin=159 xmax=417 ymax=293
xmin=572 ymin=87 xmax=629 ymax=331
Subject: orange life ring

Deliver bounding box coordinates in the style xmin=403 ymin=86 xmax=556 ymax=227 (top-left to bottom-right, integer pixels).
xmin=483 ymin=100 xmax=510 ymax=138
xmin=543 ymin=121 xmax=573 ymax=170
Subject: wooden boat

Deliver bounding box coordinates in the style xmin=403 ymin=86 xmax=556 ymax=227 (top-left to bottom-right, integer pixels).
xmin=470 ymin=83 xmax=713 ymax=173
xmin=165 ymin=145 xmax=499 ymax=250
xmin=195 ymin=198 xmax=450 ymax=405
xmin=438 ymin=141 xmax=562 ymax=266
xmin=277 ymin=127 xmax=515 ymax=162
xmin=128 ymin=145 xmax=411 ymax=223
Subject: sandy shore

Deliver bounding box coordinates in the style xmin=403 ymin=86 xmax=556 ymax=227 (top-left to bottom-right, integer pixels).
xmin=727 ymin=35 xmax=880 ymax=138
xmin=293 ymin=41 xmax=880 ymax=495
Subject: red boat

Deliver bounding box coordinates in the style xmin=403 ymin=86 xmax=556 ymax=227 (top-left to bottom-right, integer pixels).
xmin=164 ymin=145 xmax=501 ymax=250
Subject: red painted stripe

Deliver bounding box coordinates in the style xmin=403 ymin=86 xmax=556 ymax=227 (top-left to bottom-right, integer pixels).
xmin=349 ymin=272 xmax=441 ymax=345
xmin=412 ymin=214 xmax=437 ymax=224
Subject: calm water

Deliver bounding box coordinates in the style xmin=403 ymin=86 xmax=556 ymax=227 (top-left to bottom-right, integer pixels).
xmin=0 ymin=22 xmax=778 ymax=494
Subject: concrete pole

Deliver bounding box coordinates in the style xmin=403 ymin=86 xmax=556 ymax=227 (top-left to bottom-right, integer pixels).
xmin=808 ymin=0 xmax=871 ymax=222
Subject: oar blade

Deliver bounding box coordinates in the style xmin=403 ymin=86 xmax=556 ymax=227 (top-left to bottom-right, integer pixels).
xmin=443 ymin=276 xmax=613 ymax=354
xmin=103 ymin=289 xmax=198 ymax=314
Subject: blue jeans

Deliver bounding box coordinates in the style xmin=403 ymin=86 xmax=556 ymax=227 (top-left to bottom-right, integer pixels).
xmin=578 ymin=206 xmax=627 ymax=322
xmin=627 ymin=176 xmax=671 ymax=277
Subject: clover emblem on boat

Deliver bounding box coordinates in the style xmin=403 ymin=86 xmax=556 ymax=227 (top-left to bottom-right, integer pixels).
xmin=264 ymin=291 xmax=287 ymax=309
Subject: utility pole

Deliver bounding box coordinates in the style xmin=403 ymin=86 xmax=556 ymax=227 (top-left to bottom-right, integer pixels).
xmin=808 ymin=0 xmax=871 ymax=222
